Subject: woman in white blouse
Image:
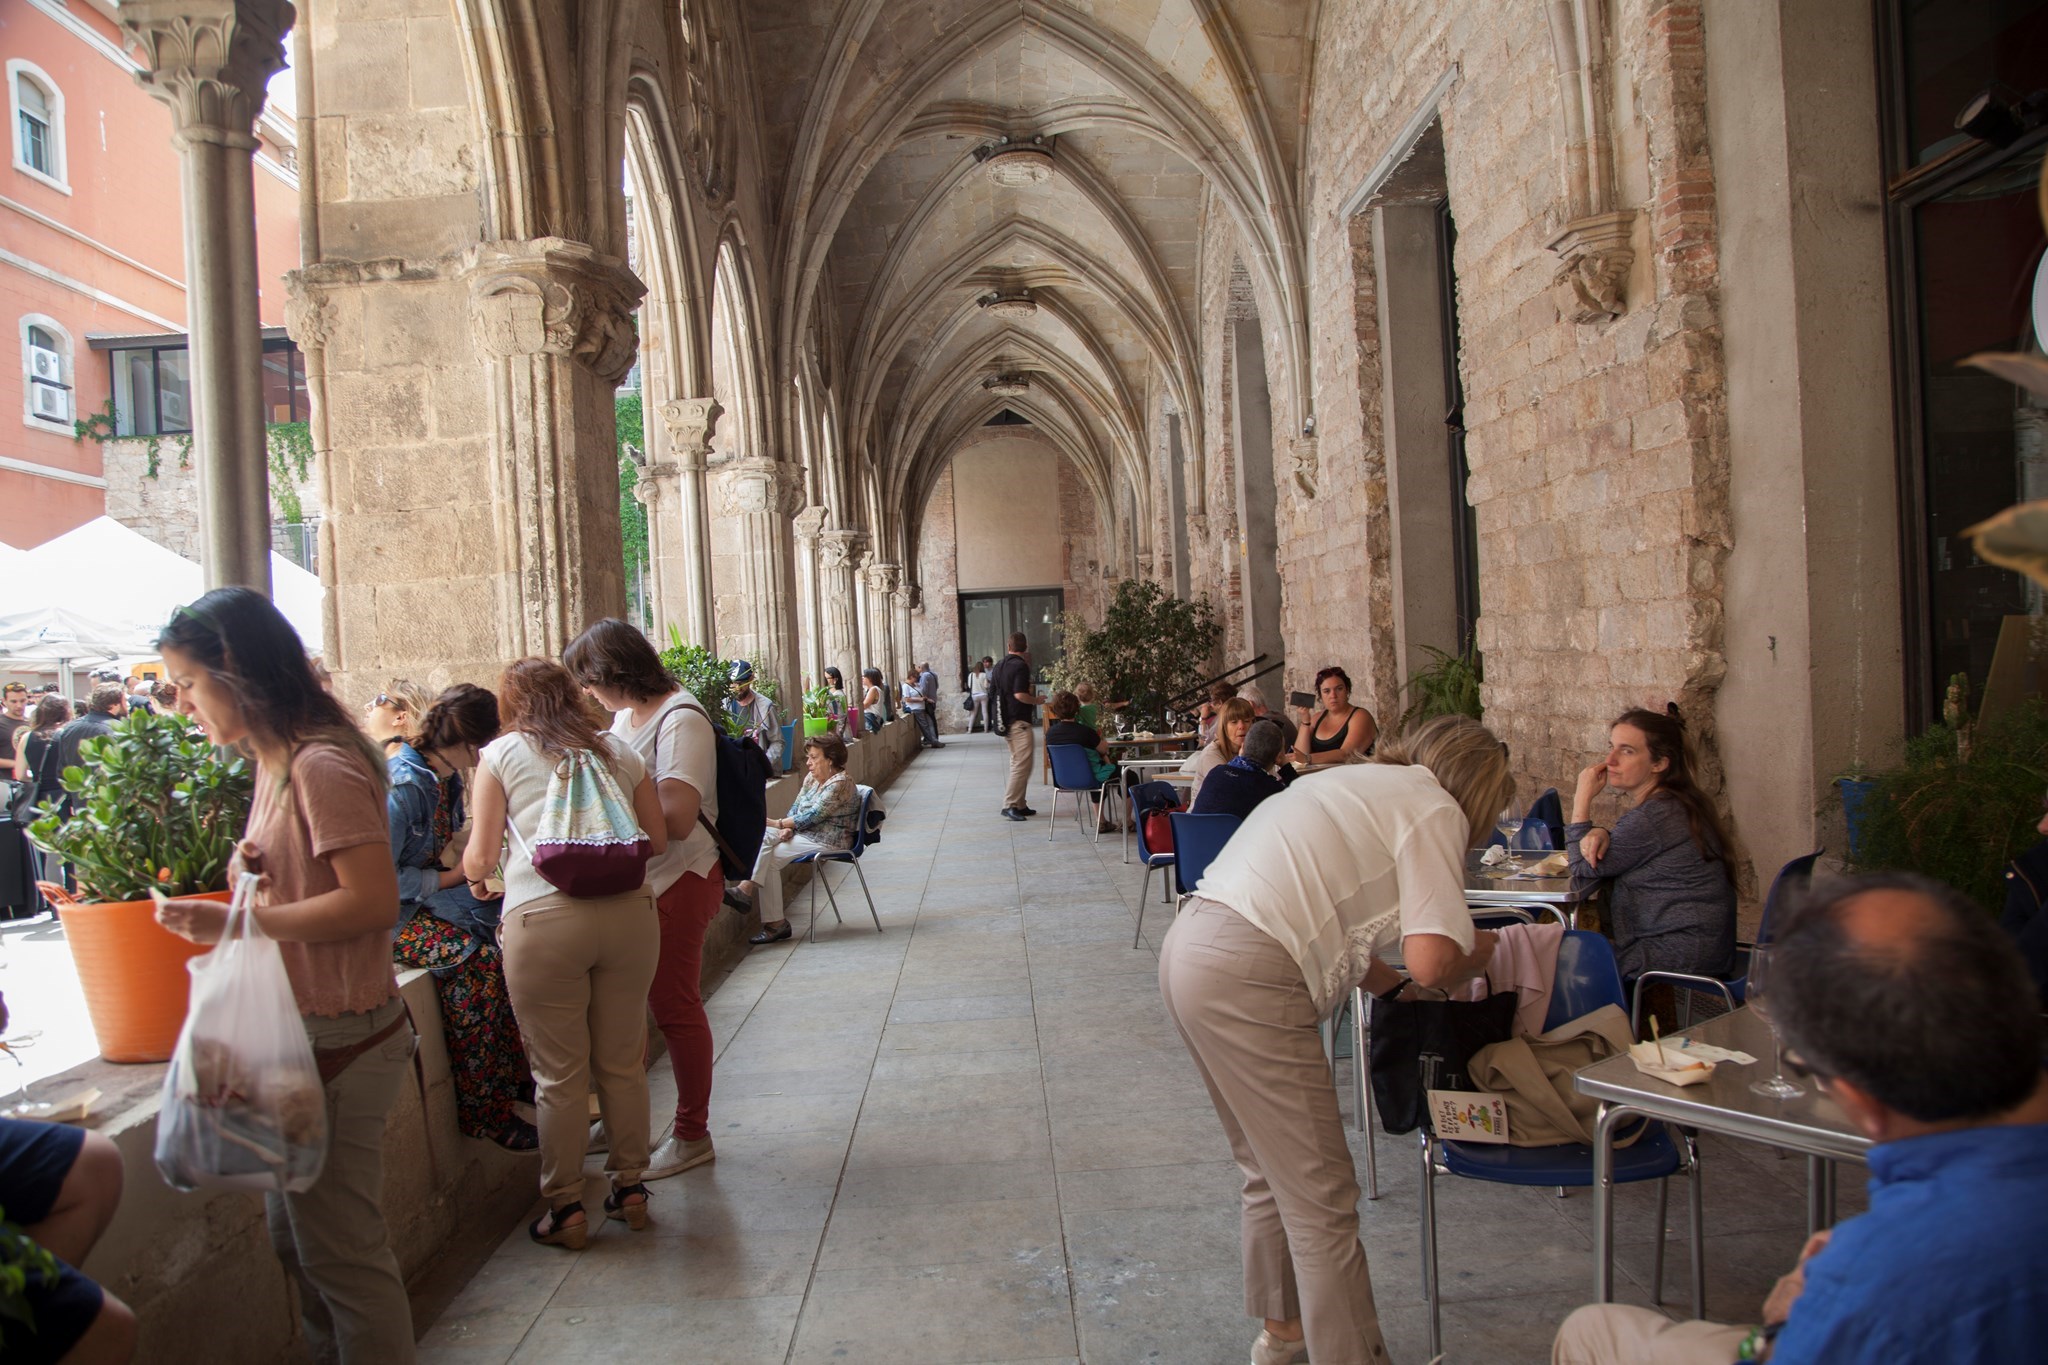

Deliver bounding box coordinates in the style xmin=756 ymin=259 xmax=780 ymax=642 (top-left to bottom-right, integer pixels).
xmin=1158 ymin=714 xmax=1512 ymax=1365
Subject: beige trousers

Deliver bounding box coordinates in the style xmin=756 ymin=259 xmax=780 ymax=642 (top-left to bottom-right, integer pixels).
xmin=268 ymin=998 xmax=417 ymax=1365
xmin=1003 ymin=719 xmax=1035 ymax=809
xmin=1552 ymin=1304 xmax=1751 ymax=1364
xmin=1158 ymin=898 xmax=1390 ymax=1365
xmin=750 ymin=830 xmax=833 ymax=923
xmin=500 ymin=888 xmax=660 ymax=1208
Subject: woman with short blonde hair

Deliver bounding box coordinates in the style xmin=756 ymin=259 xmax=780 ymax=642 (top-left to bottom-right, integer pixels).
xmin=1158 ymin=712 xmax=1510 ymax=1365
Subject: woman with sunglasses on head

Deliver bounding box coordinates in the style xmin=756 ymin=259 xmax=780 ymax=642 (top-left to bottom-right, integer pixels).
xmin=1287 ymin=667 xmax=1377 ymax=767
xmin=366 ymin=682 xmax=537 ymax=1154
xmin=152 ymin=589 xmax=417 ymax=1364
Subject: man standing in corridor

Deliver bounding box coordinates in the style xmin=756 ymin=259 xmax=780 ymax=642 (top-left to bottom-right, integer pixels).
xmin=990 ymin=633 xmax=1040 ymax=822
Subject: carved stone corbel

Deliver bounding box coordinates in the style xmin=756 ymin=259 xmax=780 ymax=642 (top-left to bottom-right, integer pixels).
xmin=1543 ymin=0 xmax=1639 ymax=324
xmin=463 ymin=238 xmax=646 ymax=384
xmin=1548 ymin=209 xmax=1637 ymax=324
xmin=1288 ymin=435 xmax=1320 ymax=499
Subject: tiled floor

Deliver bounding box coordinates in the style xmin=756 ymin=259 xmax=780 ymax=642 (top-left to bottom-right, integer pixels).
xmin=416 ymin=735 xmax=1862 ymax=1364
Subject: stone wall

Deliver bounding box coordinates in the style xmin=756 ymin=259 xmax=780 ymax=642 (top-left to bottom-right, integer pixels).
xmin=100 ymin=432 xmax=326 ymax=564
xmin=913 ymin=464 xmax=966 ymax=731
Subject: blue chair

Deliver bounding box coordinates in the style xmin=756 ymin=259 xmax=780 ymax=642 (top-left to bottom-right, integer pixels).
xmin=1129 ymin=791 xmax=1178 ymax=948
xmin=1168 ymin=812 xmax=1240 ymax=895
xmin=779 ymin=721 xmax=797 ymax=773
xmin=1418 ymin=930 xmax=1704 ymax=1357
xmin=1631 ymin=848 xmax=1821 ymax=1032
xmin=1045 ymin=744 xmax=1110 ymax=844
xmin=1487 ymin=787 xmax=1562 ymax=851
xmin=791 ymin=785 xmax=883 ymax=942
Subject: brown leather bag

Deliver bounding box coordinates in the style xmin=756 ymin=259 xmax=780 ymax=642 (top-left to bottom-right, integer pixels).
xmin=1465 ymin=1004 xmax=1641 ymax=1147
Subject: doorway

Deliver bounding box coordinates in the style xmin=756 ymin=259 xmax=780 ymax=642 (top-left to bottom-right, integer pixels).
xmin=960 ymin=589 xmax=1065 ymax=685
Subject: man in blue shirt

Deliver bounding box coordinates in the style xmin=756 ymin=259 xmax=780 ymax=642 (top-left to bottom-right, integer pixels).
xmin=1553 ymin=871 xmax=2048 ymax=1363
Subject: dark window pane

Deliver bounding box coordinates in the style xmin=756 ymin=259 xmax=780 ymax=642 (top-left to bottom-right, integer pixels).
xmin=260 ymin=344 xmax=296 ymax=425
xmin=157 ymin=347 xmax=191 ymax=433
xmin=1899 ymin=0 xmax=2048 ymax=165
xmin=111 ymin=349 xmax=157 ymax=437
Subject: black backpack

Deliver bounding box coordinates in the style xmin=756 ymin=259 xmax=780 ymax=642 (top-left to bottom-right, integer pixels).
xmin=667 ymin=700 xmax=772 ymax=879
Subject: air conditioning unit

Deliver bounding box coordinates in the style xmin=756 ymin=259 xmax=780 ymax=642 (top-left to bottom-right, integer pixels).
xmin=30 ymin=382 xmax=70 ymax=422
xmin=28 ymin=346 xmax=62 ymax=383
xmin=159 ymin=390 xmax=189 ymax=427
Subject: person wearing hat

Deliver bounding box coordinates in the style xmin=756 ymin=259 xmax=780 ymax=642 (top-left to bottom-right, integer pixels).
xmin=723 ymin=660 xmax=784 ymax=769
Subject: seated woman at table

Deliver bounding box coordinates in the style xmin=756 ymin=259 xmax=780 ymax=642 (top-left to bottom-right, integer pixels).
xmin=1196 ymin=680 xmax=1238 ymax=748
xmin=1287 ymin=666 xmax=1377 ymax=767
xmin=1046 ymin=691 xmax=1121 ymax=832
xmin=1567 ymin=705 xmax=1736 ymax=981
xmin=1183 ymin=698 xmax=1255 ymax=808
xmin=1190 ymin=718 xmax=1289 ymax=822
xmin=1160 ymin=715 xmax=1509 ymax=1365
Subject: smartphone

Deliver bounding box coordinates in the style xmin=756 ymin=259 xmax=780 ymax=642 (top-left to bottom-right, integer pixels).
xmin=1289 ymin=690 xmax=1315 ymax=710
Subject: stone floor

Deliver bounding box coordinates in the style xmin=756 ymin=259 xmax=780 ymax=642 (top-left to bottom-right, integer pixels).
xmin=415 ymin=734 xmax=1864 ymax=1364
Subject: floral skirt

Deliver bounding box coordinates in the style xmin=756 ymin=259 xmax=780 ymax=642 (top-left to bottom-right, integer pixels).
xmin=393 ymin=910 xmax=531 ymax=1140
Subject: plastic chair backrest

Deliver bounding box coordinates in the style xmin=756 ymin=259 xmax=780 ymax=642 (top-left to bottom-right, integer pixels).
xmin=1757 ymin=849 xmax=1822 ymax=944
xmin=1170 ymin=812 xmax=1242 ymax=893
xmin=1047 ymin=743 xmax=1099 ymax=791
xmin=1523 ymin=788 xmax=1565 ymax=850
xmin=843 ymin=786 xmax=873 ymax=857
xmin=1543 ymin=930 xmax=1628 ymax=1031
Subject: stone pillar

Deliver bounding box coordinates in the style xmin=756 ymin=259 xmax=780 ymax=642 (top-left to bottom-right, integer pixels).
xmin=717 ymin=455 xmax=804 ymax=699
xmin=124 ymin=0 xmax=293 ymax=594
xmin=465 ymin=238 xmax=644 ymax=658
xmin=792 ymin=505 xmax=829 ymax=685
xmin=893 ymin=582 xmax=916 ymax=682
xmin=865 ymin=561 xmax=901 ymax=685
xmin=654 ymin=398 xmax=720 ymax=646
xmin=818 ymin=529 xmax=865 ymax=681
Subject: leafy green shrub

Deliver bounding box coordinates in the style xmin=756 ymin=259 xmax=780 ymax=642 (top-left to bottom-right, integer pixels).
xmin=1849 ymin=700 xmax=2048 ymax=913
xmin=659 ymin=629 xmax=749 ymax=738
xmin=1046 ymin=580 xmax=1221 ymax=729
xmin=0 ymin=1207 xmax=61 ymax=1351
xmin=1399 ymin=647 xmax=1484 ymax=727
xmin=27 ymin=709 xmax=253 ymax=902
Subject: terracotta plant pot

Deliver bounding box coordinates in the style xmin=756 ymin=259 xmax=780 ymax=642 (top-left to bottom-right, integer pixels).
xmin=40 ymin=883 xmax=225 ymax=1064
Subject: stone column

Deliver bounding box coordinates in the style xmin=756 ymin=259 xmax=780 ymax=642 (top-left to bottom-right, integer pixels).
xmin=465 ymin=238 xmax=644 ymax=658
xmin=818 ymin=529 xmax=865 ymax=681
xmin=124 ymin=0 xmax=293 ymax=594
xmin=792 ymin=505 xmax=830 ymax=685
xmin=893 ymin=581 xmax=916 ymax=682
xmin=655 ymin=398 xmax=720 ymax=646
xmin=717 ymin=455 xmax=804 ymax=700
xmin=865 ymin=561 xmax=901 ymax=686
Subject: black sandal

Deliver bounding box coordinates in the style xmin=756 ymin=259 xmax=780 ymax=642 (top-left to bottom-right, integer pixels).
xmin=490 ymin=1118 xmax=540 ymax=1153
xmin=604 ymin=1182 xmax=651 ymax=1231
xmin=530 ymin=1202 xmax=586 ymax=1249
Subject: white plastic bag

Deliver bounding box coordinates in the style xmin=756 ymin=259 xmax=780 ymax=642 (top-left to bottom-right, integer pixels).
xmin=154 ymin=873 xmax=328 ymax=1193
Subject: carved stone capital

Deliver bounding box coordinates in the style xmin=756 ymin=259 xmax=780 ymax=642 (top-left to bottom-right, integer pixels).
xmin=793 ymin=505 xmax=830 ymax=542
xmin=633 ymin=460 xmax=679 ymax=511
xmin=1548 ymin=210 xmax=1637 ymax=324
xmin=866 ymin=561 xmax=901 ymax=595
xmin=659 ymin=396 xmax=723 ymax=466
xmin=122 ymin=0 xmax=292 ymax=148
xmin=717 ymin=456 xmax=804 ymax=518
xmin=1288 ymin=435 xmax=1319 ymax=499
xmin=463 ymin=238 xmax=647 ymax=383
xmin=818 ymin=529 xmax=866 ymax=572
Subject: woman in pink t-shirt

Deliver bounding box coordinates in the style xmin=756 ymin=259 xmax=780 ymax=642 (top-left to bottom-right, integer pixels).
xmin=154 ymin=588 xmax=417 ymax=1365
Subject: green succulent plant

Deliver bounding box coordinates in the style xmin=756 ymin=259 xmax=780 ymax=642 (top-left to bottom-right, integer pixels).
xmin=26 ymin=709 xmax=254 ymax=902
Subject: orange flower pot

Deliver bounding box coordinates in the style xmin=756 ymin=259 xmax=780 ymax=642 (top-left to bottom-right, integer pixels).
xmin=40 ymin=884 xmax=226 ymax=1064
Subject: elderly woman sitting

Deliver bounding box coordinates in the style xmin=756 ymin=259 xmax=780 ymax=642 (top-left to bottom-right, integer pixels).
xmin=1190 ymin=718 xmax=1289 ymax=822
xmin=1183 ymin=697 xmax=1256 ymax=807
xmin=739 ymin=733 xmax=859 ymax=945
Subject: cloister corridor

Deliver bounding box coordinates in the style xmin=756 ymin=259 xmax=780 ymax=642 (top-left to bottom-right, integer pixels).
xmin=410 ymin=737 xmax=1859 ymax=1365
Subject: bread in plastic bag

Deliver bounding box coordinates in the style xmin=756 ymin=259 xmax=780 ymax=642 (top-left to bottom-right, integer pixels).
xmin=154 ymin=873 xmax=328 ymax=1193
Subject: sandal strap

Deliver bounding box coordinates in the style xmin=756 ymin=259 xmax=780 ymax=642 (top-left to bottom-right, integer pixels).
xmin=605 ymin=1183 xmax=650 ymax=1210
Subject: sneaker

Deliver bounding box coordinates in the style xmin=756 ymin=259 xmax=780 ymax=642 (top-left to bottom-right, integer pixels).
xmin=644 ymin=1134 xmax=715 ymax=1180
xmin=1250 ymin=1330 xmax=1309 ymax=1365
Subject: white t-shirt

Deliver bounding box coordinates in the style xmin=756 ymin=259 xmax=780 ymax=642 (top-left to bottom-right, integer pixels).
xmin=1194 ymin=762 xmax=1477 ymax=1017
xmin=482 ymin=731 xmax=647 ymax=912
xmin=608 ymin=689 xmax=721 ymax=891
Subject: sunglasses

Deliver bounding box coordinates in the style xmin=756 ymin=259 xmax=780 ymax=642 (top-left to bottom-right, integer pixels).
xmin=372 ymin=694 xmax=406 ymax=711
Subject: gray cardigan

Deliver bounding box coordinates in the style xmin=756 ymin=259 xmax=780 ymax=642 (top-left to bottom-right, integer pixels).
xmin=1567 ymin=795 xmax=1736 ymax=980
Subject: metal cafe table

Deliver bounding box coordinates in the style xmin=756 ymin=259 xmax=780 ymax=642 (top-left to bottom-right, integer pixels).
xmin=1463 ymin=850 xmax=1591 ymax=924
xmin=1574 ymin=1006 xmax=1871 ymax=1305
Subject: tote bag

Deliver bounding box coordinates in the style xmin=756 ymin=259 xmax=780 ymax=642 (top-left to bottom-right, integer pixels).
xmin=508 ymin=745 xmax=652 ymax=898
xmin=1367 ymin=983 xmax=1518 ymax=1136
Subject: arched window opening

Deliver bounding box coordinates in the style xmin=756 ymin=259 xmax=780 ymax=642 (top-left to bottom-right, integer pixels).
xmin=22 ymin=317 xmax=73 ymax=429
xmin=9 ymin=62 xmax=67 ymax=191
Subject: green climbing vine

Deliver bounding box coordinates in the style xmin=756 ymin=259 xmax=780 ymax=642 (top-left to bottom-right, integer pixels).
xmin=267 ymin=421 xmax=312 ymax=524
xmin=72 ymin=396 xmax=117 ymax=445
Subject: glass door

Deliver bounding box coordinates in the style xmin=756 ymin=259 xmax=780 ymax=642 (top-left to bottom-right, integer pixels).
xmin=959 ymin=589 xmax=1065 ymax=685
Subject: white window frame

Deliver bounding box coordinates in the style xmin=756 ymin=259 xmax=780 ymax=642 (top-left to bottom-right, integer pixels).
xmin=21 ymin=314 xmax=75 ymax=433
xmin=8 ymin=60 xmax=69 ymax=195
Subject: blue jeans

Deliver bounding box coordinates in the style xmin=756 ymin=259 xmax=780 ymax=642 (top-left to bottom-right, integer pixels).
xmin=419 ymin=883 xmax=502 ymax=940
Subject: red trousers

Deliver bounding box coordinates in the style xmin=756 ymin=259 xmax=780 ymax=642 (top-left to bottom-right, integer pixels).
xmin=649 ymin=869 xmax=720 ymax=1141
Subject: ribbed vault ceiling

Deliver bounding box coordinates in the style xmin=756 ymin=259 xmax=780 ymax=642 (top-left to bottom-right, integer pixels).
xmin=744 ymin=0 xmax=1316 ymax=544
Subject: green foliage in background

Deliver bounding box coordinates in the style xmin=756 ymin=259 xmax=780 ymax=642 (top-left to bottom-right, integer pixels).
xmin=267 ymin=421 xmax=313 ymax=524
xmin=618 ymin=392 xmax=651 ymax=628
xmin=27 ymin=710 xmax=254 ymax=902
xmin=0 ymin=1207 xmax=61 ymax=1351
xmin=1047 ymin=580 xmax=1220 ymax=728
xmin=1399 ymin=647 xmax=1484 ymax=728
xmin=655 ymin=629 xmax=787 ymax=738
xmin=1849 ymin=700 xmax=2048 ymax=914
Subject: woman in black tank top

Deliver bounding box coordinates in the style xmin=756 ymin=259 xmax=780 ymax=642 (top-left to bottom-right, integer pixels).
xmin=1288 ymin=667 xmax=1376 ymax=767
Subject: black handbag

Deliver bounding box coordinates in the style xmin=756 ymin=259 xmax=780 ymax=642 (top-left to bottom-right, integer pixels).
xmin=1367 ymin=983 xmax=1518 ymax=1136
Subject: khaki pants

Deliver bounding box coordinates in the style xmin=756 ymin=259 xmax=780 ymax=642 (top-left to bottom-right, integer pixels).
xmin=500 ymin=889 xmax=660 ymax=1208
xmin=750 ymin=831 xmax=834 ymax=924
xmin=268 ymin=998 xmax=417 ymax=1365
xmin=1003 ymin=720 xmax=1034 ymax=809
xmin=1552 ymin=1305 xmax=1751 ymax=1363
xmin=1159 ymin=898 xmax=1390 ymax=1365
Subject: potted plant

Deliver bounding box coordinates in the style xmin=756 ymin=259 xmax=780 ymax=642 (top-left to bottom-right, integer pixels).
xmin=1399 ymin=646 xmax=1484 ymax=727
xmin=27 ymin=709 xmax=253 ymax=1062
xmin=802 ymin=682 xmax=835 ymax=737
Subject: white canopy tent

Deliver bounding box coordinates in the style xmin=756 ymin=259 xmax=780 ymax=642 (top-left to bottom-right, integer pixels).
xmin=7 ymin=518 xmax=324 ymax=656
xmin=0 ymin=605 xmax=138 ymax=697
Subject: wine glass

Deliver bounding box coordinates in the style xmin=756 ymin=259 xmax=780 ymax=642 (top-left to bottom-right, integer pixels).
xmin=1496 ymin=807 xmax=1525 ymax=872
xmin=1746 ymin=944 xmax=1805 ymax=1099
xmin=1 ymin=1028 xmax=52 ymax=1120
